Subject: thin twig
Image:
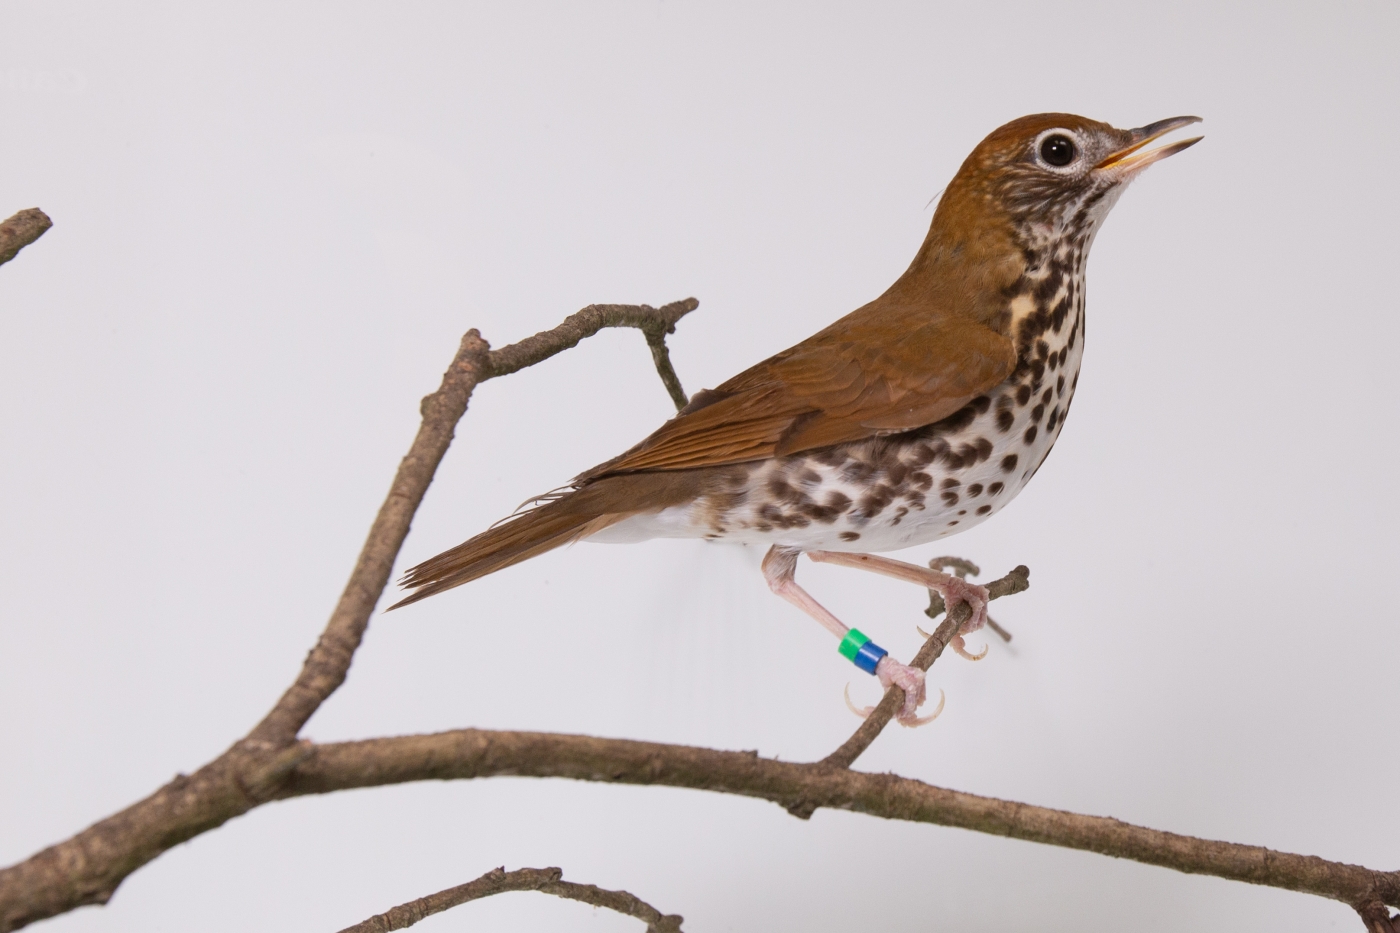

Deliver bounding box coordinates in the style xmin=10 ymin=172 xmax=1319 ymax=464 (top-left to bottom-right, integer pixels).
xmin=0 ymin=209 xmax=51 ymax=268
xmin=817 ymin=565 xmax=1030 ymax=772
xmin=336 ymin=866 xmax=684 ymax=933
xmin=485 ymin=298 xmax=696 ymax=410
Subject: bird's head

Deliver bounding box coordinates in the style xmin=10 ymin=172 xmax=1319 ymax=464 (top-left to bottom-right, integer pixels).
xmin=894 ymin=112 xmax=1201 ymax=320
xmin=938 ymin=112 xmax=1202 ymax=250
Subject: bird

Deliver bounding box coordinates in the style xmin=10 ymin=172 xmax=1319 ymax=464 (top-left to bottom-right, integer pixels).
xmin=391 ymin=113 xmax=1202 ymax=725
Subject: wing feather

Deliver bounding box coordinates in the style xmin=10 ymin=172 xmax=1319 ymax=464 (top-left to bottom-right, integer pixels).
xmin=577 ymin=309 xmax=1016 ymax=481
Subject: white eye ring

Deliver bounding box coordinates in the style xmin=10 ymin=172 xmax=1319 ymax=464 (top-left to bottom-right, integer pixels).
xmin=1034 ymin=129 xmax=1082 ymax=170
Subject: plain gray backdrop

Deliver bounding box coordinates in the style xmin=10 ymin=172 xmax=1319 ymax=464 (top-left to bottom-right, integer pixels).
xmin=1 ymin=2 xmax=1396 ymax=931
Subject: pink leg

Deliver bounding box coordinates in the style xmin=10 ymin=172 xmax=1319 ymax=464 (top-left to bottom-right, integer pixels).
xmin=806 ymin=550 xmax=991 ymax=661
xmin=762 ymin=546 xmax=934 ymax=726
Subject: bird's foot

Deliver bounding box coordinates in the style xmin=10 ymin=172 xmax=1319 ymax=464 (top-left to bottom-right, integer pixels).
xmin=916 ymin=576 xmax=992 ymax=661
xmin=937 ymin=575 xmax=990 ymax=635
xmin=844 ymin=675 xmax=945 ymax=727
xmin=877 ymin=655 xmax=944 ymax=726
xmin=916 ymin=623 xmax=987 ymax=660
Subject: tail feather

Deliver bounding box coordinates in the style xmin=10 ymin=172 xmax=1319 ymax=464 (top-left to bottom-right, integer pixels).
xmin=388 ymin=470 xmax=701 ymax=609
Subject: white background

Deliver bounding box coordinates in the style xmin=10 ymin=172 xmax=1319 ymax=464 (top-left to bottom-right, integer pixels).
xmin=1 ymin=2 xmax=1396 ymax=931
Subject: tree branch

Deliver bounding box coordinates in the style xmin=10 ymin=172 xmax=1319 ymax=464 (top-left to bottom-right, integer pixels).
xmin=0 ymin=209 xmax=51 ymax=268
xmin=248 ymin=298 xmax=697 ymax=747
xmin=485 ymin=298 xmax=696 ymax=409
xmin=275 ymin=729 xmax=1399 ymax=917
xmin=336 ymin=866 xmax=683 ymax=933
xmin=0 ymin=300 xmax=698 ymax=931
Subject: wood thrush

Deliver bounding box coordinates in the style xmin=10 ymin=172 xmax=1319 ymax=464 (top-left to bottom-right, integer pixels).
xmin=393 ymin=113 xmax=1202 ymax=724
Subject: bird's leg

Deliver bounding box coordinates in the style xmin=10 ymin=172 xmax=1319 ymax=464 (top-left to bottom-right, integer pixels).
xmin=761 ymin=545 xmax=931 ymax=726
xmin=806 ymin=550 xmax=991 ymax=661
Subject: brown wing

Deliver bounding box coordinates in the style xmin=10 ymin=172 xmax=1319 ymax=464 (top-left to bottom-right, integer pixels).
xmin=578 ymin=309 xmax=1016 ymax=480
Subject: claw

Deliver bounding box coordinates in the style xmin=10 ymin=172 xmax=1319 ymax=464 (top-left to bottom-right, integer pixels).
xmin=902 ymin=688 xmax=946 ymax=727
xmin=915 ymin=623 xmax=932 ymax=638
xmin=843 ymin=683 xmax=876 ymax=719
xmin=951 ymin=634 xmax=988 ymax=661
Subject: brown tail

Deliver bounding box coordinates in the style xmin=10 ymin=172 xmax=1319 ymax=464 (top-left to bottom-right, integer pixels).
xmin=388 ymin=470 xmax=700 ymax=609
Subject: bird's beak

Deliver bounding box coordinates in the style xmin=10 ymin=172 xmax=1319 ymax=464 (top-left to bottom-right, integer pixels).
xmin=1096 ymin=115 xmax=1203 ymax=174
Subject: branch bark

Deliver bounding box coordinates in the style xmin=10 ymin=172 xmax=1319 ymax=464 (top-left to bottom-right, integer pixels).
xmin=336 ymin=866 xmax=683 ymax=933
xmin=0 ymin=209 xmax=51 ymax=268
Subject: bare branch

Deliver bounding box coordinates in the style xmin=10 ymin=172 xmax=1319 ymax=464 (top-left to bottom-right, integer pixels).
xmin=336 ymin=866 xmax=683 ymax=933
xmin=247 ymin=330 xmax=493 ymax=746
xmin=0 ymin=300 xmax=700 ymax=931
xmin=485 ymin=298 xmax=697 ymax=409
xmin=249 ymin=297 xmax=698 ymax=746
xmin=0 ymin=209 xmax=51 ymax=268
xmin=275 ymin=730 xmax=1400 ymax=917
xmin=818 ymin=564 xmax=1030 ymax=771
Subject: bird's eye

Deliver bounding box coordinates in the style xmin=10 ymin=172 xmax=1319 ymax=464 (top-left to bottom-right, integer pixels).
xmin=1039 ymin=134 xmax=1077 ymax=167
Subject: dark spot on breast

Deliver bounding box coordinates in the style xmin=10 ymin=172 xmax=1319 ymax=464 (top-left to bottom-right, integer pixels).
xmin=799 ymin=468 xmax=821 ymax=485
xmin=1031 ymin=404 xmax=1044 ymax=422
xmin=941 ymin=491 xmax=960 ymax=506
xmin=910 ymin=472 xmax=933 ymax=490
xmin=839 ymin=531 xmax=860 ymax=542
xmin=972 ymin=395 xmax=992 ymax=413
xmin=1047 ymin=352 xmax=1059 ymax=372
xmin=856 ymin=486 xmax=895 ymax=519
xmin=1046 ymin=407 xmax=1060 ymax=431
xmin=1030 ymin=360 xmax=1045 ymax=383
xmin=1041 ymin=387 xmax=1053 ymax=405
xmin=841 ymin=461 xmax=875 ymax=483
xmin=1035 ymin=339 xmax=1049 ymax=361
xmin=1024 ymin=425 xmax=1038 ymax=444
xmin=976 ymin=505 xmax=992 ymax=515
xmin=1016 ymin=384 xmax=1032 ymax=406
xmin=941 ymin=477 xmax=960 ymax=489
xmin=974 ymin=437 xmax=993 ymax=461
xmin=996 ymin=410 xmax=1014 ymax=432
xmin=909 ymin=444 xmax=935 ymax=467
xmin=1056 ymin=375 xmax=1065 ymax=397
xmin=967 ymin=484 xmax=983 ymax=496
xmin=767 ymin=477 xmax=806 ymax=505
xmin=800 ymin=490 xmax=852 ymax=523
xmin=947 ymin=520 xmax=959 ymax=526
xmin=812 ymin=448 xmax=847 ymax=467
xmin=1001 ymin=455 xmax=1019 ymax=473
xmin=988 ymin=481 xmax=1004 ymax=495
